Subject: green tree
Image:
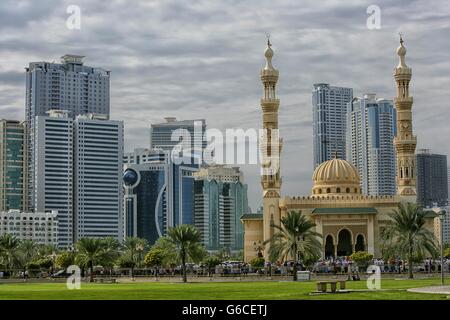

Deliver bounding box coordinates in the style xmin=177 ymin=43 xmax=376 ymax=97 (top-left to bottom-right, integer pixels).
xmin=151 ymin=237 xmax=178 ymax=267
xmin=144 ymin=248 xmax=165 ymax=277
xmin=101 ymin=237 xmax=120 ymax=275
xmin=249 ymin=257 xmax=265 ymax=270
xmin=18 ymin=239 xmax=38 ymax=273
xmin=350 ymin=251 xmax=374 ymax=269
xmin=55 ymin=251 xmax=75 ymax=269
xmin=382 ymin=202 xmax=438 ymax=279
xmin=444 ymin=247 xmax=450 ymax=258
xmin=166 ymin=224 xmax=202 ymax=283
xmin=203 ymin=256 xmax=221 ymax=276
xmin=75 ymin=238 xmax=106 ymax=282
xmin=0 ymin=234 xmax=22 ymax=271
xmin=265 ymin=210 xmax=322 ymax=281
xmin=122 ymin=237 xmax=149 ymax=278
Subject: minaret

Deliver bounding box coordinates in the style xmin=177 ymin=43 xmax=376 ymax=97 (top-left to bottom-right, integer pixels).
xmin=393 ymin=35 xmax=417 ymax=200
xmin=260 ymin=38 xmax=282 ymax=251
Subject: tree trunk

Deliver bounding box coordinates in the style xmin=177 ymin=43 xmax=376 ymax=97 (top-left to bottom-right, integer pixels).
xmin=293 ymin=262 xmax=298 ymax=281
xmin=89 ymin=261 xmax=94 ymax=283
xmin=408 ymin=247 xmax=414 ymax=279
xmin=182 ymin=250 xmax=187 ymax=283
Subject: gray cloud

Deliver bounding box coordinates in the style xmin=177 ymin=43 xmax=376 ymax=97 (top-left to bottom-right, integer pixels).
xmin=0 ymin=0 xmax=449 ymax=210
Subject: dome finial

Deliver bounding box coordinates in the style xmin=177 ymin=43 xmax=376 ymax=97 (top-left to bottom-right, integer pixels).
xmin=333 ymin=150 xmax=338 ymax=159
xmin=263 ymin=34 xmax=274 ymax=70
xmin=396 ymin=32 xmax=407 ymax=68
xmin=267 ymin=33 xmax=271 ymax=47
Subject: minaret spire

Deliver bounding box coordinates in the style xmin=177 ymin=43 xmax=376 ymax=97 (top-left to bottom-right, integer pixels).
xmin=393 ymin=35 xmax=417 ymax=199
xmin=260 ymin=38 xmax=282 ymax=254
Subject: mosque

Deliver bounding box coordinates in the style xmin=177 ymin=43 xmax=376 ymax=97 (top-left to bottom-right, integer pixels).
xmin=241 ymin=36 xmax=435 ymax=262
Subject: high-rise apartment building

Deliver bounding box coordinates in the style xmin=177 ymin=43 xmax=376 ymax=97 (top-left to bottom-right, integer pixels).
xmin=26 ymin=55 xmax=110 ymax=210
xmin=0 ymin=120 xmax=27 ymax=211
xmin=193 ymin=165 xmax=247 ymax=251
xmin=34 ymin=110 xmax=74 ymax=248
xmin=346 ymin=94 xmax=397 ymax=195
xmin=74 ymin=114 xmax=124 ymax=241
xmin=34 ymin=110 xmax=123 ymax=247
xmin=416 ymin=150 xmax=448 ymax=208
xmin=312 ymin=83 xmax=353 ymax=168
xmin=150 ymin=117 xmax=206 ymax=161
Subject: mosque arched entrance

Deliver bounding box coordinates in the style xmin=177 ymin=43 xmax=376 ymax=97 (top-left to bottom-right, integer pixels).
xmin=324 ymin=235 xmax=335 ymax=258
xmin=355 ymin=234 xmax=365 ymax=252
xmin=337 ymin=229 xmax=352 ymax=256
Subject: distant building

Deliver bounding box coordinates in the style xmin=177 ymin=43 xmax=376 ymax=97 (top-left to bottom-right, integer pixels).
xmin=150 ymin=117 xmax=206 ymax=161
xmin=0 ymin=210 xmax=58 ymax=245
xmin=25 ymin=54 xmax=110 ymax=213
xmin=416 ymin=150 xmax=448 ymax=208
xmin=123 ymin=148 xmax=199 ymax=244
xmin=193 ymin=165 xmax=247 ymax=251
xmin=0 ymin=120 xmax=27 ymax=211
xmin=312 ymin=83 xmax=353 ymax=168
xmin=34 ymin=110 xmax=74 ymax=248
xmin=434 ymin=207 xmax=450 ymax=245
xmin=346 ymin=94 xmax=397 ymax=195
xmin=448 ymin=166 xmax=450 ymax=203
xmin=73 ymin=114 xmax=124 ymax=241
xmin=123 ymin=150 xmax=169 ymax=244
xmin=34 ymin=110 xmax=123 ymax=247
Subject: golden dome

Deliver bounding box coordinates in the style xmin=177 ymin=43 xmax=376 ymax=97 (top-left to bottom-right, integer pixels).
xmin=312 ymin=157 xmax=362 ymax=196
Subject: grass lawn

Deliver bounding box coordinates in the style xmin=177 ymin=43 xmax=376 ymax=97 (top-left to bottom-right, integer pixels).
xmin=0 ymin=278 xmax=448 ymax=300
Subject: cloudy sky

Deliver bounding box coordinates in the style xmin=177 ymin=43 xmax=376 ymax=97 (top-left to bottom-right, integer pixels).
xmin=1 ymin=0 xmax=449 ymax=210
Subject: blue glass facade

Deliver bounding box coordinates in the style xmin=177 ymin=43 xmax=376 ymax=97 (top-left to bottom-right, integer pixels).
xmin=124 ymin=166 xmax=166 ymax=245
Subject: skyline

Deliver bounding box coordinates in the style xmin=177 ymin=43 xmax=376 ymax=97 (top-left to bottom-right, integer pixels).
xmin=1 ymin=0 xmax=450 ymax=210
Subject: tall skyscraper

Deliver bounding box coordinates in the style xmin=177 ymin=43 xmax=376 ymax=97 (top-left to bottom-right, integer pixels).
xmin=34 ymin=110 xmax=123 ymax=247
xmin=346 ymin=94 xmax=397 ymax=195
xmin=448 ymin=166 xmax=450 ymax=202
xmin=25 ymin=55 xmax=110 ymax=121
xmin=25 ymin=54 xmax=110 ymax=210
xmin=123 ymin=147 xmax=199 ymax=244
xmin=34 ymin=110 xmax=74 ymax=248
xmin=393 ymin=36 xmax=417 ymax=200
xmin=123 ymin=151 xmax=169 ymax=244
xmin=312 ymin=83 xmax=353 ymax=168
xmin=150 ymin=117 xmax=206 ymax=160
xmin=0 ymin=120 xmax=27 ymax=211
xmin=416 ymin=149 xmax=448 ymax=208
xmin=193 ymin=165 xmax=247 ymax=251
xmin=74 ymin=114 xmax=124 ymax=241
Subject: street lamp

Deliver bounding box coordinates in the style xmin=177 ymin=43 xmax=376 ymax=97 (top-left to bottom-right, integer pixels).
xmin=431 ymin=206 xmax=446 ymax=286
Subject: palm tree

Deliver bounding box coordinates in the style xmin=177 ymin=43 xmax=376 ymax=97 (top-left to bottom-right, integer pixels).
xmin=382 ymin=202 xmax=438 ymax=279
xmin=122 ymin=237 xmax=149 ymax=279
xmin=265 ymin=210 xmax=322 ymax=281
xmin=167 ymin=224 xmax=202 ymax=283
xmin=101 ymin=237 xmax=120 ymax=276
xmin=18 ymin=239 xmax=38 ymax=274
xmin=75 ymin=238 xmax=106 ymax=282
xmin=0 ymin=234 xmax=22 ymax=272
